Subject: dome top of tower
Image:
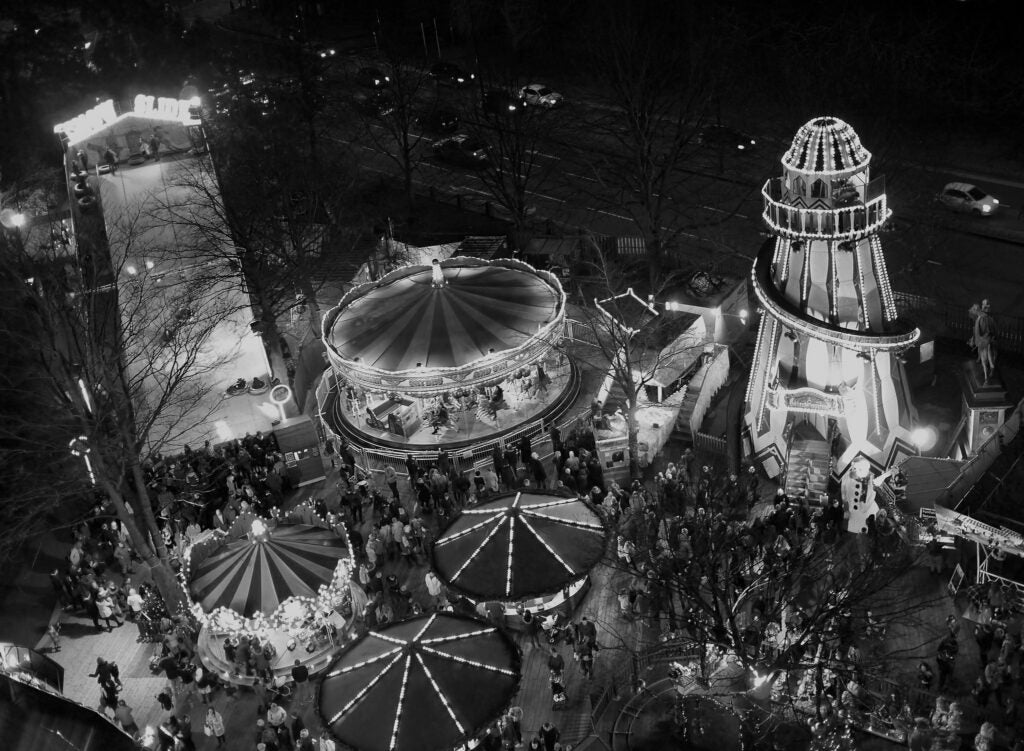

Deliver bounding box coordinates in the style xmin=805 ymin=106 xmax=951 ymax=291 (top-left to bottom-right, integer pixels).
xmin=782 ymin=116 xmax=871 ymax=177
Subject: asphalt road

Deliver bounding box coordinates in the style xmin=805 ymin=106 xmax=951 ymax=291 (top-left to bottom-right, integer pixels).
xmin=221 ymin=48 xmax=1024 ymax=317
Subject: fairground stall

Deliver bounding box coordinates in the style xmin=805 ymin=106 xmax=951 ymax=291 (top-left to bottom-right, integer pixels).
xmin=317 ymin=613 xmax=520 ymax=751
xmin=183 ymin=508 xmax=354 ymax=686
xmin=431 ymin=491 xmax=607 ymax=625
xmin=319 ymin=256 xmax=580 ymax=471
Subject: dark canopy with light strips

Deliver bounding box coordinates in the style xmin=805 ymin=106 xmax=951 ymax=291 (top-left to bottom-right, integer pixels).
xmin=432 ymin=491 xmax=607 ymax=601
xmin=317 ymin=613 xmax=519 ymax=751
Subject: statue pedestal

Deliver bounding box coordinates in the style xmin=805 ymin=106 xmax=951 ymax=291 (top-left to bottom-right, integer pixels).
xmin=959 ymin=361 xmax=1012 ymax=455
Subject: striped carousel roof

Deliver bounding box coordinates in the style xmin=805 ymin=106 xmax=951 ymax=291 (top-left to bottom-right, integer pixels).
xmin=324 ymin=257 xmax=563 ymax=372
xmin=187 ymin=521 xmax=350 ymax=618
xmin=782 ymin=116 xmax=870 ymax=176
xmin=432 ymin=491 xmax=607 ymax=601
xmin=318 ymin=613 xmax=519 ymax=751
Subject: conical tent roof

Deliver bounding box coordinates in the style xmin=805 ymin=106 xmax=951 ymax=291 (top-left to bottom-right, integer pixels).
xmin=322 ymin=257 xmax=566 ymax=397
xmin=326 ymin=261 xmax=559 ymax=371
xmin=187 ymin=518 xmax=350 ymax=618
xmin=432 ymin=491 xmax=607 ymax=600
xmin=318 ymin=613 xmax=519 ymax=751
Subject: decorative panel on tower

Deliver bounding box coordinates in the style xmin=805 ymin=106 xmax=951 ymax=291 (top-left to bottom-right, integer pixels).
xmin=743 ymin=117 xmax=920 ymax=489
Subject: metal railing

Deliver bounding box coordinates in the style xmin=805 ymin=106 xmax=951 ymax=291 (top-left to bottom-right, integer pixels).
xmin=762 ymin=177 xmax=889 ymax=241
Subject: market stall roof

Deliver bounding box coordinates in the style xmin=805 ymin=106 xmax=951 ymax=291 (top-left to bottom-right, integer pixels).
xmin=323 ymin=257 xmax=565 ymax=386
xmin=432 ymin=491 xmax=607 ymax=600
xmin=0 ymin=673 xmax=137 ymax=751
xmin=898 ymin=456 xmax=965 ymax=514
xmin=318 ymin=613 xmax=519 ymax=751
xmin=0 ymin=644 xmax=64 ymax=693
xmin=187 ymin=516 xmax=350 ymax=618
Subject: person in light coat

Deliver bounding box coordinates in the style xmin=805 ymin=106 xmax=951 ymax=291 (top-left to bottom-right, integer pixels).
xmin=204 ymin=707 xmax=226 ymax=746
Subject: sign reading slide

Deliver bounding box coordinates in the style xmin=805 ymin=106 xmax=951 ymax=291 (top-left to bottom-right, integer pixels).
xmin=54 ymin=94 xmax=200 ymax=144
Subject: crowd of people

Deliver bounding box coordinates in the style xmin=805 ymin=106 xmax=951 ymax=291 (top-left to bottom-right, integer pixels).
xmin=37 ymin=409 xmax=1024 ymax=751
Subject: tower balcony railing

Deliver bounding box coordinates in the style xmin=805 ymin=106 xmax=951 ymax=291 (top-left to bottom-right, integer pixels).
xmin=762 ymin=177 xmax=889 ymax=241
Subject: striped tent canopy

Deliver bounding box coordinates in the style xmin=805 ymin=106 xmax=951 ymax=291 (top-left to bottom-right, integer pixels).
xmin=318 ymin=613 xmax=519 ymax=751
xmin=432 ymin=491 xmax=607 ymax=601
xmin=325 ymin=257 xmax=562 ymax=372
xmin=187 ymin=516 xmax=350 ymax=619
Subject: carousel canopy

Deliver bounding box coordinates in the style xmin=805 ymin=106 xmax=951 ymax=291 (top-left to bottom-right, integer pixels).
xmin=322 ymin=257 xmax=566 ymax=396
xmin=318 ymin=613 xmax=519 ymax=751
xmin=432 ymin=491 xmax=607 ymax=601
xmin=187 ymin=517 xmax=350 ymax=619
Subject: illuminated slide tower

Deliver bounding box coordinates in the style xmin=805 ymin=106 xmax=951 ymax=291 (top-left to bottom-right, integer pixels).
xmin=743 ymin=117 xmax=920 ymax=491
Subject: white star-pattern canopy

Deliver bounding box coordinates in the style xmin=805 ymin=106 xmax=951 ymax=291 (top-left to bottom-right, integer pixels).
xmin=317 ymin=613 xmax=519 ymax=751
xmin=432 ymin=491 xmax=607 ymax=600
xmin=187 ymin=516 xmax=350 ymax=618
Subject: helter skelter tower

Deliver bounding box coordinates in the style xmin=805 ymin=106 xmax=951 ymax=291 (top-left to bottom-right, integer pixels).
xmin=743 ymin=117 xmax=920 ymax=493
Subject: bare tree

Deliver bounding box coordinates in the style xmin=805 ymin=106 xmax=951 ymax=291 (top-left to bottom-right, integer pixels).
xmin=575 ymin=0 xmax=728 ymax=286
xmin=467 ymin=92 xmax=556 ymax=250
xmin=0 ymin=192 xmax=236 ymax=608
xmin=562 ymin=247 xmax=705 ymax=478
xmin=343 ymin=54 xmax=436 ymax=212
xmin=158 ymin=136 xmax=367 ymax=380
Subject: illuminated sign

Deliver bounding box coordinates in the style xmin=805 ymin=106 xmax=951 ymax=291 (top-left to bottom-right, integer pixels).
xmin=54 ymin=94 xmax=200 ymax=145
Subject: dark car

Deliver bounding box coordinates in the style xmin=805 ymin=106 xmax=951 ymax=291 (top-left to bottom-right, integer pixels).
xmin=430 ymin=61 xmax=475 ymax=87
xmin=415 ymin=108 xmax=460 ymax=135
xmin=698 ymin=125 xmax=757 ymax=152
xmin=356 ymin=67 xmax=391 ymax=88
xmin=482 ymin=89 xmax=527 ymax=117
xmin=432 ymin=134 xmax=490 ymax=169
xmin=354 ymin=91 xmax=395 ymax=117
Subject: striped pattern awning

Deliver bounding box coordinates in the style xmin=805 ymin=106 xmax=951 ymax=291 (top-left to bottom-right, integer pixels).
xmin=188 ymin=523 xmax=349 ymax=618
xmin=326 ymin=261 xmax=561 ymax=371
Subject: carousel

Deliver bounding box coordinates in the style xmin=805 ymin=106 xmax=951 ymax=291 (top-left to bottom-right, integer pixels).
xmin=317 ymin=612 xmax=520 ymax=751
xmin=183 ymin=508 xmax=355 ymax=686
xmin=431 ymin=490 xmax=607 ymax=625
xmin=320 ymin=256 xmax=579 ymax=452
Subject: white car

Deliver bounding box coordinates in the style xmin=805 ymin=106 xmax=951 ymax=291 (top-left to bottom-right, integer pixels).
xmin=938 ymin=182 xmax=1000 ymax=216
xmin=519 ymin=84 xmax=562 ymax=108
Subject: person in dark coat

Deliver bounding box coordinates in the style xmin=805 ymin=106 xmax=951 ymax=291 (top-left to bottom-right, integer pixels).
xmin=549 ymin=423 xmax=562 ymax=454
xmin=519 ymin=435 xmax=532 ymax=465
xmin=530 ymin=453 xmax=547 ymax=488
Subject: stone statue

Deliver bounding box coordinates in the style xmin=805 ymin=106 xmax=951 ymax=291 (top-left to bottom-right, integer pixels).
xmin=969 ymin=299 xmax=997 ymax=382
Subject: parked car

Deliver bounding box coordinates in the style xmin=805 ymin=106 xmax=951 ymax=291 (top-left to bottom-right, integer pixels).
xmin=354 ymin=91 xmax=395 ymax=117
xmin=430 ymin=61 xmax=475 ymax=87
xmin=356 ymin=67 xmax=391 ymax=88
xmin=937 ymin=182 xmax=1000 ymax=215
xmin=519 ymin=83 xmax=562 ymax=108
xmin=698 ymin=125 xmax=757 ymax=151
xmin=432 ymin=134 xmax=490 ymax=169
xmin=482 ymin=89 xmax=527 ymax=116
xmin=415 ymin=108 xmax=460 ymax=135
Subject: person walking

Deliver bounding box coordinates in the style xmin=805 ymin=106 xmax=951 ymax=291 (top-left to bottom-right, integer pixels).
xmin=113 ymin=699 xmax=139 ymax=736
xmin=96 ymin=589 xmax=123 ymax=630
xmin=936 ymin=635 xmax=958 ymax=691
xmin=291 ymin=659 xmax=311 ymax=705
xmin=424 ymin=571 xmax=445 ymax=611
xmin=204 ymin=707 xmax=226 ymax=747
xmin=539 ymin=721 xmax=560 ymax=751
xmin=384 ymin=465 xmax=400 ymax=502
